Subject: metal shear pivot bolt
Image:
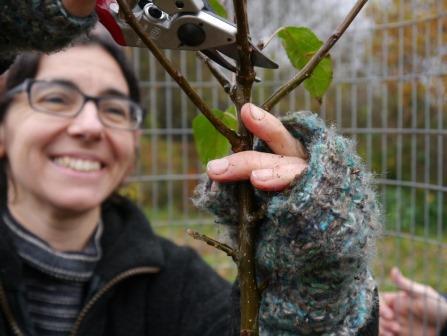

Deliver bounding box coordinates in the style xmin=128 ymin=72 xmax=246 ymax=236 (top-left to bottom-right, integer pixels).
xmin=178 ymin=23 xmax=206 ymax=46
xmin=96 ymin=0 xmax=278 ymax=72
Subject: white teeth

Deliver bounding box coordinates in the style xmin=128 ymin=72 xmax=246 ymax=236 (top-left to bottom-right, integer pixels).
xmin=53 ymin=156 xmax=101 ymax=172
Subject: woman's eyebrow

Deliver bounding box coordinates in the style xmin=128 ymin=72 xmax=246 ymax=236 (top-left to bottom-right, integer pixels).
xmin=41 ymin=79 xmax=129 ymax=98
xmin=50 ymin=79 xmax=78 ymax=89
xmin=100 ymin=88 xmax=129 ymax=98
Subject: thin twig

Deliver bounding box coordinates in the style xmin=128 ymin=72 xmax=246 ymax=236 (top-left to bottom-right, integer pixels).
xmin=196 ymin=52 xmax=233 ymax=95
xmin=262 ymin=0 xmax=369 ymax=111
xmin=116 ymin=0 xmax=240 ymax=147
xmin=257 ymin=26 xmax=285 ymax=51
xmin=186 ymin=229 xmax=238 ymax=262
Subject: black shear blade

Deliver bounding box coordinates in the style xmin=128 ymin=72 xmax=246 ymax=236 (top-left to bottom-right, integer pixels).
xmin=216 ymin=42 xmax=279 ymax=69
xmin=200 ymin=49 xmax=238 ymax=73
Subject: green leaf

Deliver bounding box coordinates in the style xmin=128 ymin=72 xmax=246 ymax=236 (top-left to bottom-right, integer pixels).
xmin=192 ymin=107 xmax=237 ymax=165
xmin=208 ymin=0 xmax=228 ymax=19
xmin=277 ymin=26 xmax=333 ymax=100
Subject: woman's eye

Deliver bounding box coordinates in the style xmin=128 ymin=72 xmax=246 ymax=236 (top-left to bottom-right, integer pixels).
xmin=105 ymin=107 xmax=125 ymax=116
xmin=40 ymin=94 xmax=69 ymax=105
xmin=102 ymin=103 xmax=128 ymax=118
xmin=45 ymin=96 xmax=66 ymax=103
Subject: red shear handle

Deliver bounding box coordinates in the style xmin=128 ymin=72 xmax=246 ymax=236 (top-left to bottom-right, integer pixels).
xmin=95 ymin=0 xmax=127 ymax=46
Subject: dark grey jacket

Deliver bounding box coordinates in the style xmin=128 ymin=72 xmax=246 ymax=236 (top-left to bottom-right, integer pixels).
xmin=0 ymin=198 xmax=235 ymax=336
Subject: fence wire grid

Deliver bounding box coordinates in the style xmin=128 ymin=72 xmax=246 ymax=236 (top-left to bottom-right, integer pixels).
xmin=124 ymin=0 xmax=446 ymax=326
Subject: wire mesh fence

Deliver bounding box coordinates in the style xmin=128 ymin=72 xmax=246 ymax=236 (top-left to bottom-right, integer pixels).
xmin=125 ymin=0 xmax=446 ymax=313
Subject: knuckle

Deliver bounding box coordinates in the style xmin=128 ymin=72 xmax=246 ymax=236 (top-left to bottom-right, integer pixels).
xmin=233 ymin=151 xmax=261 ymax=173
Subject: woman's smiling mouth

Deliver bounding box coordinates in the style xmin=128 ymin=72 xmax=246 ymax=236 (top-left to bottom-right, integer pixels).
xmin=52 ymin=156 xmax=103 ymax=172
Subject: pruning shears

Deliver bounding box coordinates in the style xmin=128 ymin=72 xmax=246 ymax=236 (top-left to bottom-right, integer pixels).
xmin=95 ymin=0 xmax=278 ymax=72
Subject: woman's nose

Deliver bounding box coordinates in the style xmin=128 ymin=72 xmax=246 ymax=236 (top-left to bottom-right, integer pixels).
xmin=67 ymin=101 xmax=105 ymax=140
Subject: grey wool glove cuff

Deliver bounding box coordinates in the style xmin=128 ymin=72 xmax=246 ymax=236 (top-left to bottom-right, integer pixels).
xmin=0 ymin=0 xmax=97 ymax=68
xmin=194 ymin=111 xmax=381 ymax=335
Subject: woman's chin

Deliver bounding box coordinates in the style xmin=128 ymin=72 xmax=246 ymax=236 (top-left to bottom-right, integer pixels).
xmin=49 ymin=195 xmax=105 ymax=214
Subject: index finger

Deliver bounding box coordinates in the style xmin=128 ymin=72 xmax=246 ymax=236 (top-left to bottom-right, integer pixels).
xmin=390 ymin=267 xmax=430 ymax=297
xmin=241 ymin=104 xmax=308 ymax=160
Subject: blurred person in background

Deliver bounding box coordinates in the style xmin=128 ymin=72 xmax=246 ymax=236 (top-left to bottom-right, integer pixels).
xmin=380 ymin=267 xmax=447 ymax=336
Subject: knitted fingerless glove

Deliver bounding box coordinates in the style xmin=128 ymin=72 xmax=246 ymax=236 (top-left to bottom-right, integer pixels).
xmin=194 ymin=111 xmax=381 ymax=335
xmin=0 ymin=0 xmax=97 ymax=68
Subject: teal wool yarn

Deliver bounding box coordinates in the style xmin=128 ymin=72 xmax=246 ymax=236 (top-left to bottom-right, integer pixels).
xmin=194 ymin=111 xmax=381 ymax=335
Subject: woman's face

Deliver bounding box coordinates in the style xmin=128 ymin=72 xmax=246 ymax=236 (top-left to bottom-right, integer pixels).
xmin=0 ymin=45 xmax=138 ymax=213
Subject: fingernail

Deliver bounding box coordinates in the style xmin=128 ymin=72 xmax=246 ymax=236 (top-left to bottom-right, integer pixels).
xmin=390 ymin=267 xmax=400 ymax=279
xmin=250 ymin=104 xmax=265 ymax=121
xmin=252 ymin=169 xmax=273 ymax=181
xmin=207 ymin=159 xmax=229 ymax=175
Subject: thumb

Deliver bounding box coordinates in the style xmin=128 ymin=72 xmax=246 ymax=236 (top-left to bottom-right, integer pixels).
xmin=390 ymin=267 xmax=426 ymax=297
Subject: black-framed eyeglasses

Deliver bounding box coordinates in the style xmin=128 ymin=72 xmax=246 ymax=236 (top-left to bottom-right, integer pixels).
xmin=5 ymin=79 xmax=144 ymax=130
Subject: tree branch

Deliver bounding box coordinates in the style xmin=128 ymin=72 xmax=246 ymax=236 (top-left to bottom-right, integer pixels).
xmin=187 ymin=229 xmax=238 ymax=262
xmin=262 ymin=0 xmax=369 ymax=111
xmin=196 ymin=52 xmax=233 ymax=95
xmin=116 ymin=0 xmax=240 ymax=147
